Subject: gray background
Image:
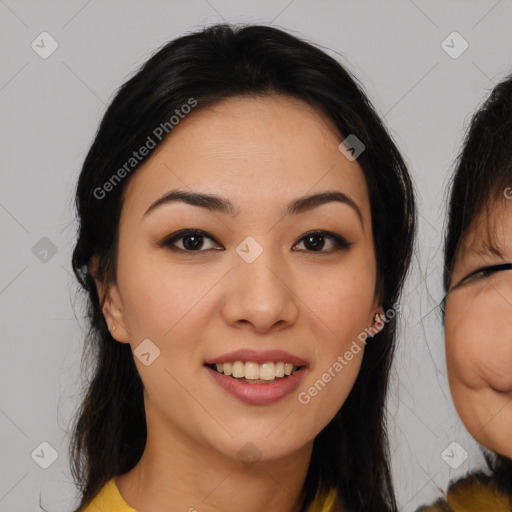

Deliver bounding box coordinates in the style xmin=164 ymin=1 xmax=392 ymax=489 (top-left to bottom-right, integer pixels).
xmin=1 ymin=1 xmax=511 ymax=510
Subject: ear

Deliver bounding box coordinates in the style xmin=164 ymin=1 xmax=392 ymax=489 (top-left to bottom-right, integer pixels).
xmin=88 ymin=255 xmax=130 ymax=344
xmin=368 ymin=295 xmax=385 ymax=337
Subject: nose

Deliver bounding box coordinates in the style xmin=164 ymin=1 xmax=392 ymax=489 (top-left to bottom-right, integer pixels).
xmin=221 ymin=250 xmax=299 ymax=334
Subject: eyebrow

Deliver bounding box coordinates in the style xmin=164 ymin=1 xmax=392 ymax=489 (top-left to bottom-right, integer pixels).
xmin=143 ymin=189 xmax=364 ymax=226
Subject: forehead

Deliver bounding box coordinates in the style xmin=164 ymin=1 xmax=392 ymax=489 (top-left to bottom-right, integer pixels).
xmin=455 ymin=200 xmax=512 ymax=266
xmin=121 ymin=94 xmax=371 ymax=221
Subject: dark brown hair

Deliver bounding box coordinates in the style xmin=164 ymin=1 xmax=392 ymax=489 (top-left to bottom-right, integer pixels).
xmin=444 ymin=74 xmax=512 ymax=292
xmin=70 ymin=23 xmax=416 ymax=512
xmin=443 ymin=73 xmax=512 ymax=493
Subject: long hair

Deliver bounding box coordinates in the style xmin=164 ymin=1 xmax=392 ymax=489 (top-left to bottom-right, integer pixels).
xmin=443 ymin=74 xmax=512 ymax=291
xmin=443 ymin=74 xmax=512 ymax=493
xmin=69 ymin=23 xmax=416 ymax=512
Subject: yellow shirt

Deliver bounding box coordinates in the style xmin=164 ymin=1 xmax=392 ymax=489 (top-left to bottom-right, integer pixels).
xmin=82 ymin=478 xmax=340 ymax=512
xmin=415 ymin=473 xmax=512 ymax=511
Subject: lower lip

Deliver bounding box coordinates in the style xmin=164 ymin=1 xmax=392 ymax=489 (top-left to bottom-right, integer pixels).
xmin=204 ymin=365 xmax=307 ymax=405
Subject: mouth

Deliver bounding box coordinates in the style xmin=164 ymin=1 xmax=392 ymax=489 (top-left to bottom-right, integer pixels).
xmin=204 ymin=361 xmax=306 ymax=384
xmin=203 ymin=360 xmax=308 ymax=405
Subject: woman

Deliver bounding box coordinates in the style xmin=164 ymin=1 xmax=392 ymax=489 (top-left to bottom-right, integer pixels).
xmin=417 ymin=75 xmax=512 ymax=511
xmin=69 ymin=23 xmax=415 ymax=511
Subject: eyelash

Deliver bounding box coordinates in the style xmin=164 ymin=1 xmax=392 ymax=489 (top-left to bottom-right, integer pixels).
xmin=458 ymin=263 xmax=512 ymax=285
xmin=159 ymin=229 xmax=352 ymax=254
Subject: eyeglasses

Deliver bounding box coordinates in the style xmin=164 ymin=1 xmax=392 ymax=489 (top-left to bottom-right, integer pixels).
xmin=440 ymin=262 xmax=512 ymax=314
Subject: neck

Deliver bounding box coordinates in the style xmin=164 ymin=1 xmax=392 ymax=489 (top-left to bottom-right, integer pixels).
xmin=114 ymin=405 xmax=314 ymax=512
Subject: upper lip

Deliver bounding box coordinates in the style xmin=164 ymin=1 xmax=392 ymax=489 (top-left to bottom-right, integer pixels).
xmin=204 ymin=349 xmax=308 ymax=367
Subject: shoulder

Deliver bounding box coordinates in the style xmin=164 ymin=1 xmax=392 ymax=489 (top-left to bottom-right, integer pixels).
xmin=415 ymin=471 xmax=512 ymax=512
xmin=307 ymin=485 xmax=344 ymax=512
xmin=80 ymin=478 xmax=137 ymax=512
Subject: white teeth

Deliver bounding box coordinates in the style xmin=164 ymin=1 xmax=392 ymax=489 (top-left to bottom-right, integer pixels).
xmin=259 ymin=362 xmax=275 ymax=381
xmin=245 ymin=362 xmax=260 ymax=379
xmin=210 ymin=360 xmax=302 ymax=380
xmin=223 ymin=362 xmax=233 ymax=376
xmin=232 ymin=361 xmax=245 ymax=378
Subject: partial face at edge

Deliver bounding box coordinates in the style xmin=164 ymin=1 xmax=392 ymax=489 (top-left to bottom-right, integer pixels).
xmin=98 ymin=94 xmax=382 ymax=462
xmin=445 ymin=201 xmax=512 ymax=459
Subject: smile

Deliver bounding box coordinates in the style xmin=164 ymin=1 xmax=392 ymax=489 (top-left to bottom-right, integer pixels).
xmin=204 ymin=363 xmax=307 ymax=405
xmin=206 ymin=361 xmax=303 ymax=382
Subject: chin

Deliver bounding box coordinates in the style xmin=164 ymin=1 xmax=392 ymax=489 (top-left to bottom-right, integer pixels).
xmin=207 ymin=430 xmax=307 ymax=464
xmin=469 ymin=421 xmax=512 ymax=461
xmin=484 ymin=437 xmax=512 ymax=461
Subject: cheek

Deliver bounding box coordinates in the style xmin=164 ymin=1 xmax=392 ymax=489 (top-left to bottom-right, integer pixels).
xmin=294 ymin=261 xmax=376 ymax=406
xmin=312 ymin=271 xmax=376 ymax=356
xmin=114 ymin=237 xmax=378 ymax=451
xmin=117 ymin=240 xmax=217 ymax=339
xmin=119 ymin=235 xmax=377 ymax=337
xmin=301 ymin=247 xmax=377 ymax=322
xmin=446 ymin=295 xmax=512 ymax=399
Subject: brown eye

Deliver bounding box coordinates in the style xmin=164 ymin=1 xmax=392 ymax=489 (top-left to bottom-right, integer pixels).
xmin=459 ymin=263 xmax=512 ymax=285
xmin=159 ymin=228 xmax=352 ymax=255
xmin=160 ymin=229 xmax=222 ymax=252
xmin=293 ymin=230 xmax=352 ymax=253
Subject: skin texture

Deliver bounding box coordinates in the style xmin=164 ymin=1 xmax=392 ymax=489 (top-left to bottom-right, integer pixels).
xmin=445 ymin=201 xmax=512 ymax=460
xmin=92 ymin=95 xmax=383 ymax=512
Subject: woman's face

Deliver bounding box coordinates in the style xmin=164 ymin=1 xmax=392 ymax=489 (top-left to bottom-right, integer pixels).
xmin=445 ymin=200 xmax=512 ymax=458
xmin=99 ymin=95 xmax=381 ymax=462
